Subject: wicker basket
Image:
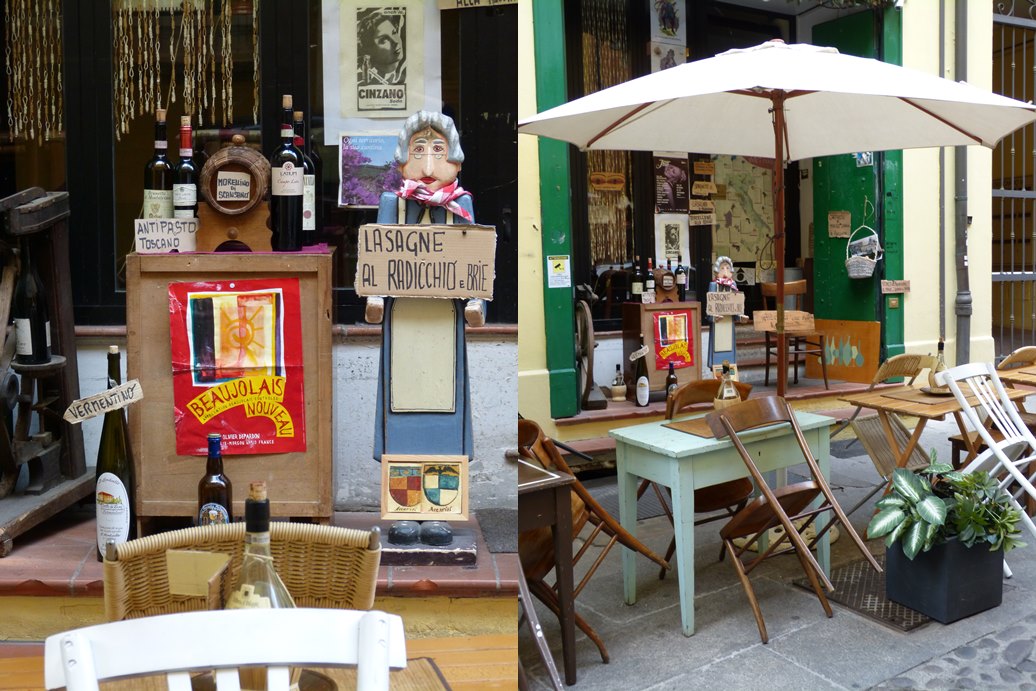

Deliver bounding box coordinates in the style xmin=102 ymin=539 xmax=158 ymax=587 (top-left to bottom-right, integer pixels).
xmin=845 ymin=225 xmax=883 ymax=279
xmin=103 ymin=522 xmax=382 ymax=621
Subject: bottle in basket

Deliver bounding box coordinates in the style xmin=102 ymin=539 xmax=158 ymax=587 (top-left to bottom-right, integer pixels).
xmin=713 ymin=361 xmax=740 ymax=410
xmin=227 ymin=481 xmax=295 ymax=610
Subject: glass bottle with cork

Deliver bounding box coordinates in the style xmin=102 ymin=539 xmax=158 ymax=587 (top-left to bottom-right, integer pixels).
xmin=95 ymin=345 xmax=135 ymax=561
xmin=713 ymin=360 xmax=740 ymax=409
xmin=632 ymin=335 xmax=650 ymax=407
xmin=198 ymin=432 xmax=232 ymax=525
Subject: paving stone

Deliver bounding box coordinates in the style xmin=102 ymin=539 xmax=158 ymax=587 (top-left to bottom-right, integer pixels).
xmin=1001 ymin=668 xmax=1024 ymax=684
xmin=977 ymin=637 xmax=1000 ymax=649
xmin=998 ymin=625 xmax=1028 ymax=640
xmin=956 ymin=646 xmax=977 ymax=659
xmin=956 ymin=678 xmax=977 ymax=688
xmin=886 ymin=677 xmax=916 ymax=688
xmin=1019 ymin=660 xmax=1036 ymax=673
xmin=1005 ymin=639 xmax=1035 ymax=667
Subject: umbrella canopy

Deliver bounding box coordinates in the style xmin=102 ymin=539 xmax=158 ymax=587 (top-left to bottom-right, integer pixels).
xmin=519 ymin=39 xmax=1036 ymax=395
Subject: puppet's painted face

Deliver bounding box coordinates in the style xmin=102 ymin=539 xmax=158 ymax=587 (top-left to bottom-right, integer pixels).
xmin=400 ymin=128 xmax=460 ymax=192
xmin=716 ymin=262 xmax=733 ymax=280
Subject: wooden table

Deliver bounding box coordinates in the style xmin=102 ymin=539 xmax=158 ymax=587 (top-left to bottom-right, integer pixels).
xmin=0 ymin=633 xmax=518 ymax=690
xmin=609 ymin=410 xmax=835 ymax=637
xmin=838 ymin=385 xmax=1031 ymax=470
xmin=996 ymin=365 xmax=1036 ymax=388
xmin=517 ymin=459 xmax=576 ymax=685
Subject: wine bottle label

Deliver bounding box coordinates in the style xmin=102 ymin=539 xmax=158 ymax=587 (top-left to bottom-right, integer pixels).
xmin=198 ymin=502 xmax=231 ymax=525
xmin=667 ymin=382 xmax=678 ymax=396
xmin=636 ymin=376 xmax=650 ymax=406
xmin=272 ymin=162 xmax=304 ymax=196
xmin=661 ymin=274 xmax=674 ymax=289
xmin=96 ymin=472 xmax=131 ymax=553
xmin=178 ymin=148 xmax=192 ymax=158
xmin=302 ymin=174 xmax=316 ymax=231
xmin=631 ymin=281 xmax=643 ymax=295
xmin=227 ymin=583 xmax=272 ymax=609
xmin=13 ymin=318 xmax=48 ymax=355
xmin=173 ymin=183 xmax=196 ymax=207
xmin=153 ymin=140 xmax=167 ymax=149
xmin=629 ymin=345 xmax=650 ymax=361
xmin=142 ymin=189 xmax=173 ymax=218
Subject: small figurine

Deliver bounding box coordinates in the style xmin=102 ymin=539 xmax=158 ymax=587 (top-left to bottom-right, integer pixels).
xmin=706 ymin=255 xmax=747 ymax=370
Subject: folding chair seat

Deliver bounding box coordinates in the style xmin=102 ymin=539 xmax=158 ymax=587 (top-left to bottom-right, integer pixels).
xmin=705 ymin=396 xmax=881 ymax=643
xmin=637 ymin=377 xmax=753 ymax=578
xmin=517 ymin=418 xmax=669 ymax=664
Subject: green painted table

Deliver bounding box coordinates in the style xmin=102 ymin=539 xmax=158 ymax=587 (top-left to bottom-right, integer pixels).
xmin=610 ymin=409 xmax=835 ymax=636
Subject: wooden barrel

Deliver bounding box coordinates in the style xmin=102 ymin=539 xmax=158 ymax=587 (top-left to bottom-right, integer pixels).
xmin=199 ymin=134 xmax=270 ymax=216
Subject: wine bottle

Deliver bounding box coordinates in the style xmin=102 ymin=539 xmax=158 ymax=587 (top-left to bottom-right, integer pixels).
xmin=269 ymin=95 xmax=304 ymax=252
xmin=172 ymin=116 xmax=198 ymax=219
xmin=95 ymin=345 xmax=135 ymax=561
xmin=675 ymin=254 xmax=687 ymax=301
xmin=227 ymin=481 xmax=295 ymax=610
xmin=197 ymin=433 xmax=232 ymax=525
xmin=631 ymin=256 xmax=644 ymax=301
xmin=644 ymin=257 xmax=656 ymax=303
xmin=665 ymin=361 xmax=679 ymax=398
xmin=12 ymin=237 xmax=50 ymax=365
xmin=714 ymin=361 xmax=740 ymax=410
xmin=928 ymin=340 xmax=948 ymax=391
xmin=143 ymin=108 xmax=173 ymax=218
xmin=634 ymin=336 xmax=650 ymax=407
xmin=293 ymin=110 xmax=317 ymax=247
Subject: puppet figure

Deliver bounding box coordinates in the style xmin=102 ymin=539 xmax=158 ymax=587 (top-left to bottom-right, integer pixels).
xmin=366 ymin=111 xmax=482 ymax=546
xmin=706 ymin=255 xmax=747 ymax=371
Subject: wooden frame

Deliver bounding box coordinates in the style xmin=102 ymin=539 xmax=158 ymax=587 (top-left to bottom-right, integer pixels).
xmin=380 ymin=454 xmax=469 ymax=521
xmin=622 ymin=301 xmax=702 ymax=391
xmin=125 ymin=251 xmax=333 ymax=530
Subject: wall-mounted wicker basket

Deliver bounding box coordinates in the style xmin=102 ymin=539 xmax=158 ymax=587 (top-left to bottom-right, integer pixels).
xmin=845 ymin=225 xmax=883 ymax=279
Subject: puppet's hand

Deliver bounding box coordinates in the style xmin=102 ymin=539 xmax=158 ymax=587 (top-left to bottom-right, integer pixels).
xmin=365 ymin=296 xmax=384 ymax=324
xmin=464 ymin=299 xmax=485 ymax=327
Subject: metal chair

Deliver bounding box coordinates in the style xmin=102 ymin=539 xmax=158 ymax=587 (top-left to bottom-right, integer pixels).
xmin=760 ymin=280 xmax=828 ymax=388
xmin=517 ymin=418 xmax=669 ymax=664
xmin=638 ymin=377 xmax=753 ymax=577
xmin=705 ymin=396 xmax=881 ymax=643
xmin=44 ymin=608 xmax=406 ymax=691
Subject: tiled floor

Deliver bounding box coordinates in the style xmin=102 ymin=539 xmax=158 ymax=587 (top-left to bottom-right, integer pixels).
xmin=0 ymin=502 xmax=518 ymax=600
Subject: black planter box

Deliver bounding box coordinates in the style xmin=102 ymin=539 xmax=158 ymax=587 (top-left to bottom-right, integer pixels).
xmin=885 ymin=539 xmax=1004 ymax=624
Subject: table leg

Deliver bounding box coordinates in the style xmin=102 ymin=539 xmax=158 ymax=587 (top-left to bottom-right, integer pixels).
xmin=616 ymin=443 xmax=639 ymax=608
xmin=672 ymin=463 xmax=697 ymax=637
xmin=550 ymin=484 xmax=576 ymax=685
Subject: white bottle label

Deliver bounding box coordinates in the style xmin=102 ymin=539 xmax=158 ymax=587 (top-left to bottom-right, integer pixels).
xmin=96 ymin=472 xmax=131 ymax=554
xmin=272 ymin=162 xmax=304 ymax=196
xmin=667 ymin=382 xmax=678 ymax=396
xmin=636 ymin=376 xmax=650 ymax=406
xmin=661 ymin=274 xmax=674 ymax=290
xmin=14 ymin=318 xmax=49 ymax=355
xmin=198 ymin=502 xmax=231 ymax=525
xmin=142 ymin=189 xmax=173 ymax=218
xmin=173 ymin=183 xmax=196 ymax=208
xmin=302 ymin=174 xmax=316 ymax=231
xmin=631 ymin=281 xmax=643 ymax=295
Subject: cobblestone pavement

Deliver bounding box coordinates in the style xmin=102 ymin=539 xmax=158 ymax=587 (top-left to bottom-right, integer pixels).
xmin=872 ymin=614 xmax=1036 ymax=690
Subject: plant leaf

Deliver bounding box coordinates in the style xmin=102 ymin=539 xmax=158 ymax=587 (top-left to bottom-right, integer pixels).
xmin=891 ymin=468 xmax=928 ymax=504
xmin=916 ymin=496 xmax=947 ymax=526
xmin=875 ymin=495 xmax=907 ymax=510
xmin=903 ymin=521 xmax=926 ymax=560
xmin=867 ymin=508 xmax=906 ymax=539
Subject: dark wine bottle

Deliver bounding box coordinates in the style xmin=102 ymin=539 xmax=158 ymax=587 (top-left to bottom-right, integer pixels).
xmin=645 ymin=257 xmax=656 ymax=302
xmin=173 ymin=116 xmax=198 ymax=219
xmin=95 ymin=345 xmax=135 ymax=561
xmin=293 ymin=110 xmax=317 ymax=247
xmin=665 ymin=361 xmax=679 ymax=398
xmin=12 ymin=237 xmax=50 ymax=365
xmin=197 ymin=432 xmax=232 ymax=525
xmin=269 ymin=94 xmax=304 ymax=251
xmin=631 ymin=256 xmax=644 ymax=301
xmin=675 ymin=254 xmax=687 ymax=301
xmin=143 ymin=108 xmax=173 ymax=218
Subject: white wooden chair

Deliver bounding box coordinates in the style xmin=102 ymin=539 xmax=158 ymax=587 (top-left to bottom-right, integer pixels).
xmin=936 ymin=361 xmax=1036 ymax=577
xmin=44 ymin=608 xmax=406 ymax=691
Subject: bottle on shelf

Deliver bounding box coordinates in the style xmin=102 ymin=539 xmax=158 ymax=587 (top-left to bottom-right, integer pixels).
xmin=659 ymin=261 xmax=676 ymax=296
xmin=293 ymin=110 xmax=318 ymax=247
xmin=644 ymin=257 xmax=656 ymax=303
xmin=675 ymin=254 xmax=687 ymax=301
xmin=95 ymin=345 xmax=135 ymax=561
xmin=665 ymin=361 xmax=679 ymax=398
xmin=713 ymin=360 xmax=740 ymax=410
xmin=610 ymin=362 xmax=626 ymax=401
xmin=143 ymin=108 xmax=173 ymax=218
xmin=633 ymin=335 xmax=650 ymax=407
xmin=172 ymin=115 xmax=198 ymax=219
xmin=269 ymin=94 xmax=304 ymax=252
xmin=197 ymin=432 xmax=232 ymax=526
xmin=227 ymin=481 xmax=295 ymax=610
xmin=12 ymin=237 xmax=50 ymax=365
xmin=630 ymin=256 xmax=644 ymax=301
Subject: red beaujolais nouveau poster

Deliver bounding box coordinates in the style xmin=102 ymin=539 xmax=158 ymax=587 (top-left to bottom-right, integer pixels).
xmin=653 ymin=309 xmax=694 ymax=371
xmin=169 ymin=277 xmax=306 ymax=456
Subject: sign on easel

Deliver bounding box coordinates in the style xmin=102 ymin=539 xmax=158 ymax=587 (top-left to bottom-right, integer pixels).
xmin=752 ymin=310 xmax=815 ymax=333
xmin=355 ymin=223 xmax=496 ymax=299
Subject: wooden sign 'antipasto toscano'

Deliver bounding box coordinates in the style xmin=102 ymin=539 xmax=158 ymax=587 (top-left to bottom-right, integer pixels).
xmin=355 ymin=224 xmax=496 ymax=300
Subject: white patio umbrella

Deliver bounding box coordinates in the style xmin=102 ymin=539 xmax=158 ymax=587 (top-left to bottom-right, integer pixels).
xmin=519 ymin=39 xmax=1036 ymax=396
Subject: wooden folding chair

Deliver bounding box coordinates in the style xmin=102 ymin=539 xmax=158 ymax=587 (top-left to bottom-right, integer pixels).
xmin=638 ymin=378 xmax=754 ymax=578
xmin=705 ymin=396 xmax=881 ymax=643
xmin=517 ymin=418 xmax=669 ymax=664
xmin=760 ymin=280 xmax=828 ymax=388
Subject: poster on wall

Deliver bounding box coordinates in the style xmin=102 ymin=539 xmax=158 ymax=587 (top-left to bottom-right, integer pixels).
xmin=654 ymin=213 xmax=689 ymax=263
xmin=168 ymin=278 xmax=307 ymax=456
xmin=652 ymin=309 xmax=694 ymax=371
xmin=650 ymin=0 xmax=686 ymax=46
xmin=320 ymin=0 xmax=442 ymax=144
xmin=653 ymin=154 xmax=689 ymax=213
xmin=711 ymin=155 xmax=773 ymax=264
xmin=338 ymin=133 xmax=402 ymax=207
xmin=650 ymin=42 xmax=684 ymax=72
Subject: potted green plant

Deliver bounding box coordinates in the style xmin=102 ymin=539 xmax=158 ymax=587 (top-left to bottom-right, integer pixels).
xmin=866 ymin=452 xmax=1026 ymax=623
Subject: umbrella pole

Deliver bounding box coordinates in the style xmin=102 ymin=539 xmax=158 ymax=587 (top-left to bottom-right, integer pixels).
xmin=772 ymin=93 xmax=788 ymax=397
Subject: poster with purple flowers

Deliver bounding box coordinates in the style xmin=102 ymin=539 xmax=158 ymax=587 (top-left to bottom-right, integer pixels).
xmin=338 ymin=133 xmax=403 ymax=208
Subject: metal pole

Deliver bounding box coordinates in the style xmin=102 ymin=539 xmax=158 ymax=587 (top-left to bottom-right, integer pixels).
xmin=954 ymin=0 xmax=971 ymax=364
xmin=773 ymin=92 xmax=788 ymax=397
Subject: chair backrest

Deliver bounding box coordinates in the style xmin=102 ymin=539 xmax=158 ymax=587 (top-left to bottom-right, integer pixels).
xmin=998 ymin=345 xmax=1036 ymax=371
xmin=871 ymin=353 xmax=935 ymax=387
xmin=760 ymin=280 xmax=807 ymax=310
xmin=104 ymin=522 xmax=382 ymax=621
xmin=44 ymin=608 xmax=406 ymax=691
xmin=665 ymin=378 xmax=752 ymax=420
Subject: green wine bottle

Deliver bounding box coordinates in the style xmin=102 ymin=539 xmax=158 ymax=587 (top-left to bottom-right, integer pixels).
xmin=94 ymin=345 xmax=135 ymax=561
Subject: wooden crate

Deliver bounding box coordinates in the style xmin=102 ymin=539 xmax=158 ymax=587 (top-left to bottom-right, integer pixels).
xmin=125 ymin=251 xmax=333 ymax=530
xmin=622 ymin=301 xmax=703 ymax=392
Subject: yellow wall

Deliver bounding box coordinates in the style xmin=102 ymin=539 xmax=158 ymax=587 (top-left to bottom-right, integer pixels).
xmin=517 ymin=1 xmax=558 ymax=437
